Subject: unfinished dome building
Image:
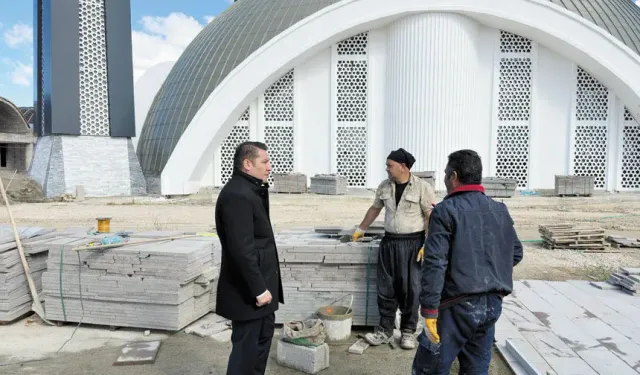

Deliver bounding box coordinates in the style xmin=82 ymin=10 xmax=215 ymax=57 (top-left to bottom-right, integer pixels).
xmin=0 ymin=97 xmax=36 ymax=172
xmin=136 ymin=0 xmax=640 ymax=195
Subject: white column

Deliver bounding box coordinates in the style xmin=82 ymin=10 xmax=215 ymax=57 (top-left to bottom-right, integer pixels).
xmin=366 ymin=28 xmax=387 ymax=189
xmin=385 ymin=13 xmax=480 ymax=190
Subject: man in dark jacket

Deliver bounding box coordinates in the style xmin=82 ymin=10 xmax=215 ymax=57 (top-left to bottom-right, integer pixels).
xmin=412 ymin=149 xmax=523 ymax=375
xmin=215 ymin=141 xmax=284 ymax=375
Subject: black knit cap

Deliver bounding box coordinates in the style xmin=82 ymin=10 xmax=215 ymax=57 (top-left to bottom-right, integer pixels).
xmin=387 ymin=148 xmax=416 ymax=169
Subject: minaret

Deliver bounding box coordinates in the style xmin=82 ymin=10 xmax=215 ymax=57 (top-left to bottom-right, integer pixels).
xmin=29 ymin=0 xmax=146 ymax=197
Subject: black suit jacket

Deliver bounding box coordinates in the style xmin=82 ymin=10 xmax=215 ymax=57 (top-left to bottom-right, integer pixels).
xmin=215 ymin=170 xmax=284 ymax=322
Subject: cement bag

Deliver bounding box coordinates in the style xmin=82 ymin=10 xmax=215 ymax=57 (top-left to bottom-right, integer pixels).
xmin=281 ymin=319 xmax=326 ymax=347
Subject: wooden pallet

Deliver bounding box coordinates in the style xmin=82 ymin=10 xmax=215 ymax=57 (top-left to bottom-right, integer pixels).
xmin=539 ymin=224 xmax=606 ymax=251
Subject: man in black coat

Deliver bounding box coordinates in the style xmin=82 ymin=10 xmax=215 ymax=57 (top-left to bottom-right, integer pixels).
xmin=215 ymin=141 xmax=284 ymax=375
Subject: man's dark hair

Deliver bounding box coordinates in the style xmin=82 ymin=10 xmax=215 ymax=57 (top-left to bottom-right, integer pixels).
xmin=446 ymin=149 xmax=483 ymax=185
xmin=233 ymin=141 xmax=268 ymax=171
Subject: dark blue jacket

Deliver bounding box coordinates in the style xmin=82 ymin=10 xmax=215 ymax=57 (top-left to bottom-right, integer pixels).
xmin=419 ymin=185 xmax=523 ymax=319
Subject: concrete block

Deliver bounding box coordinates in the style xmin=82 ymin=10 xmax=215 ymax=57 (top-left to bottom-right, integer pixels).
xmin=276 ymin=339 xmax=329 ymax=374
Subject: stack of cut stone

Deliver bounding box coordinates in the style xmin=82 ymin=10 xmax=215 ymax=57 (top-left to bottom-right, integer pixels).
xmin=309 ymin=174 xmax=347 ymax=195
xmin=606 ymin=267 xmax=640 ymax=295
xmin=482 ymin=177 xmax=518 ymax=198
xmin=0 ymin=226 xmax=91 ymax=322
xmin=272 ymin=173 xmax=308 ymax=194
xmin=42 ymin=231 xmax=221 ymax=331
xmin=274 ymin=228 xmax=380 ymax=326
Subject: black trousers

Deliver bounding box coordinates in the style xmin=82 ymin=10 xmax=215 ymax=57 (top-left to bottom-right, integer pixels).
xmin=227 ymin=312 xmax=275 ymax=375
xmin=377 ymin=231 xmax=425 ymax=335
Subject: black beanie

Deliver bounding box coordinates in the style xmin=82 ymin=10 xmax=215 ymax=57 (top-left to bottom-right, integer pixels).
xmin=387 ymin=148 xmax=416 ymax=169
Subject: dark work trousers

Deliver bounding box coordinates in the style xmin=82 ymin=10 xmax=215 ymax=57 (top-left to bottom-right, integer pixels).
xmin=376 ymin=231 xmax=425 ymax=335
xmin=227 ymin=312 xmax=275 ymax=375
xmin=411 ymin=294 xmax=503 ymax=375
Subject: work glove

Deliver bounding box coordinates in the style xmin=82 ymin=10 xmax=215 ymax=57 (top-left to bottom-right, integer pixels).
xmin=424 ymin=318 xmax=440 ymax=344
xmin=416 ymin=247 xmax=424 ymax=262
xmin=351 ymin=227 xmax=365 ymax=242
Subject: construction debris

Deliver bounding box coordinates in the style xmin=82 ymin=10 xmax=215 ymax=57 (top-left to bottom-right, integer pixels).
xmin=606 ymin=235 xmax=640 ymax=249
xmin=113 ymin=340 xmax=162 ymax=366
xmin=184 ymin=312 xmax=231 ymax=338
xmin=538 ymin=224 xmax=606 ymax=251
xmin=603 ymin=267 xmax=640 ymax=295
xmin=41 ymin=231 xmax=221 ymax=330
xmin=348 ymin=338 xmax=370 ymax=355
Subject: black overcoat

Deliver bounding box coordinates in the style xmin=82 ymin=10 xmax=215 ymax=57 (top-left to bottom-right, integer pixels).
xmin=214 ymin=170 xmax=284 ymax=322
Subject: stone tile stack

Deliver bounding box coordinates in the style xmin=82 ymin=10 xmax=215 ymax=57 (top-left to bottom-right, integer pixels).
xmin=482 ymin=177 xmax=518 ymax=198
xmin=42 ymin=231 xmax=221 ymax=331
xmin=0 ymin=226 xmax=92 ymax=322
xmin=274 ymin=228 xmax=381 ymax=326
xmin=309 ymin=174 xmax=347 ymax=195
xmin=273 ymin=173 xmax=308 ymax=194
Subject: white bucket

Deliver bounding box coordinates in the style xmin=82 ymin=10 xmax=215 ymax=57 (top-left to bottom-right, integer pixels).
xmin=316 ymin=294 xmax=353 ymax=343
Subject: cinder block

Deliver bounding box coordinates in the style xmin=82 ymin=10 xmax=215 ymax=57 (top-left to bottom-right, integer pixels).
xmin=276 ymin=339 xmax=329 ymax=374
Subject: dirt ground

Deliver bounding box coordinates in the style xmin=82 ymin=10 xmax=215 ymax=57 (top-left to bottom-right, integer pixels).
xmin=2 ymin=188 xmax=640 ymax=374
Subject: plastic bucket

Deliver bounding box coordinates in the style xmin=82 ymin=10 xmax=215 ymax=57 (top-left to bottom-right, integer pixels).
xmin=316 ymin=294 xmax=353 ymax=342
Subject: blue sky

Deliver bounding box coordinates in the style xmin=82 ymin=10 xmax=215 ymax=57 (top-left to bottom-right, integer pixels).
xmin=0 ymin=0 xmax=233 ymax=107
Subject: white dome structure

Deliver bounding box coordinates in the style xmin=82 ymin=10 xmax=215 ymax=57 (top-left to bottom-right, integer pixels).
xmin=133 ymin=61 xmax=175 ymax=150
xmin=137 ymin=0 xmax=640 ymax=195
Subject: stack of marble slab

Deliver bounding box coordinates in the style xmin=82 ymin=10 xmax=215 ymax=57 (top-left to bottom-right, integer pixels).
xmin=0 ymin=225 xmax=92 ymax=322
xmin=606 ymin=267 xmax=640 ymax=295
xmin=274 ymin=228 xmax=380 ymax=326
xmin=273 ymin=173 xmax=308 ymax=194
xmin=309 ymin=174 xmax=347 ymax=195
xmin=42 ymin=231 xmax=221 ymax=331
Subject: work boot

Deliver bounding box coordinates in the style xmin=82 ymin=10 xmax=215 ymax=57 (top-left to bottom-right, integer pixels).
xmin=364 ymin=327 xmax=392 ymax=346
xmin=400 ymin=332 xmax=416 ymax=349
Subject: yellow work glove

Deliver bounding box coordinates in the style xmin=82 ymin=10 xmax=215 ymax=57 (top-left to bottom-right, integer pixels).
xmin=416 ymin=247 xmax=424 ymax=262
xmin=351 ymin=227 xmax=365 ymax=242
xmin=424 ymin=318 xmax=440 ymax=344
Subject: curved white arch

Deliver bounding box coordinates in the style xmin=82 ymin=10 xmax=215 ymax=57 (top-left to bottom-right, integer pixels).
xmin=160 ymin=0 xmax=640 ymax=195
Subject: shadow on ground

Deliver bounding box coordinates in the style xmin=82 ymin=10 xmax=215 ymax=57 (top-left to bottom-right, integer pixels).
xmin=2 ymin=329 xmax=513 ymax=375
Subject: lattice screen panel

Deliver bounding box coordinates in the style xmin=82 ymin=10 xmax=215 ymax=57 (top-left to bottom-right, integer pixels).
xmin=79 ymin=0 xmax=110 ymax=136
xmin=500 ymin=31 xmax=532 ymax=54
xmin=573 ymin=125 xmax=608 ymax=188
xmin=264 ymin=70 xmax=293 ymax=122
xmin=496 ymin=125 xmax=530 ymax=188
xmin=624 ymin=107 xmax=634 ymax=122
xmin=219 ymin=113 xmax=250 ymax=185
xmin=498 ymin=58 xmax=532 ymax=122
xmin=264 ymin=125 xmax=294 ymax=185
xmin=621 ymin=124 xmax=640 ymax=189
xmin=337 ymin=61 xmax=368 ymax=122
xmin=336 ymin=126 xmax=367 ymax=187
xmin=337 ymin=32 xmax=368 ymax=55
xmin=576 ymin=68 xmax=608 ymax=122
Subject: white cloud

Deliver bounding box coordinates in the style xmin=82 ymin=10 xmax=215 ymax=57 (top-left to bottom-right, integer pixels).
xmin=3 ymin=59 xmax=33 ymax=86
xmin=3 ymin=23 xmax=33 ymax=48
xmin=131 ymin=13 xmax=207 ymax=81
xmin=204 ymin=15 xmax=216 ymax=23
